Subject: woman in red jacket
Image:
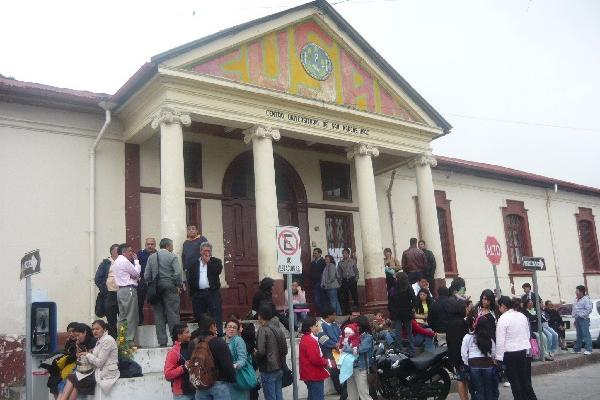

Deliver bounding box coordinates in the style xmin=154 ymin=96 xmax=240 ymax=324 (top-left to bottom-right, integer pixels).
xmin=164 ymin=323 xmax=195 ymax=400
xmin=299 ymin=316 xmax=331 ymax=400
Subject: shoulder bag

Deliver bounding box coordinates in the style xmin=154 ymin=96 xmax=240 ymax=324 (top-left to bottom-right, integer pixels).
xmin=146 ymin=252 xmax=161 ymax=304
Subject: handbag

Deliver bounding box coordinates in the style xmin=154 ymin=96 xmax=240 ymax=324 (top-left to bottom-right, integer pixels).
xmin=281 ymin=361 xmax=293 ymax=388
xmin=235 ymin=355 xmax=258 ymax=389
xmin=529 ymin=338 xmax=540 ymax=358
xmin=146 ymin=252 xmax=161 ymax=304
xmin=94 ymin=292 xmax=105 ymax=318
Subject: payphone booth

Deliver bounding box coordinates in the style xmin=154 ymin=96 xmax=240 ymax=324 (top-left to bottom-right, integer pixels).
xmin=31 ymin=302 xmax=57 ymax=355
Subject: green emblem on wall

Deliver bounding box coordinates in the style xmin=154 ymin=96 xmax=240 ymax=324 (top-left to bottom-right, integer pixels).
xmin=300 ymin=43 xmax=333 ymax=81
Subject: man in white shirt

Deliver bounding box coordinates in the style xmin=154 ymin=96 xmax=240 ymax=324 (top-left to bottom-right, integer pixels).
xmin=114 ymin=243 xmax=141 ymax=345
xmin=412 ymin=276 xmax=431 ymax=297
xmin=495 ymin=296 xmax=538 ymax=400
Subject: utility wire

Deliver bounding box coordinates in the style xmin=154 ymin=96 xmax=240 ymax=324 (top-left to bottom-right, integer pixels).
xmin=446 ymin=113 xmax=600 ymax=133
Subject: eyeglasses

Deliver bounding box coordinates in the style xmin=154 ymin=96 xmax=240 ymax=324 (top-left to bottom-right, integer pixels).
xmin=226 ymin=325 xmax=238 ymax=329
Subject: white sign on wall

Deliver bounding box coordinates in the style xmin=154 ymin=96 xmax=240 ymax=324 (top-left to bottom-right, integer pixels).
xmin=277 ymin=226 xmax=302 ymax=274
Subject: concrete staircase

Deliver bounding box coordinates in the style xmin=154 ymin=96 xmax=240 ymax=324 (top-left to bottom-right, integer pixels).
xmin=95 ymin=324 xmax=337 ymax=400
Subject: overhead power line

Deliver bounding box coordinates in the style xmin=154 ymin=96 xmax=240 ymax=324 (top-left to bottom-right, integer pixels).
xmin=446 ymin=113 xmax=600 ymax=133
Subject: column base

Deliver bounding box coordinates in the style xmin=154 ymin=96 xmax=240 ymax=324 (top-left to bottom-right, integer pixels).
xmin=362 ymin=277 xmax=388 ymax=313
xmin=434 ymin=277 xmax=447 ymax=298
xmin=271 ymin=278 xmax=285 ymax=310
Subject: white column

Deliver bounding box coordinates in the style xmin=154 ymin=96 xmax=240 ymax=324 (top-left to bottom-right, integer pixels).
xmin=151 ymin=108 xmax=191 ymax=257
xmin=347 ymin=143 xmax=386 ymax=288
xmin=409 ymin=152 xmax=445 ymax=280
xmin=243 ymin=125 xmax=281 ymax=279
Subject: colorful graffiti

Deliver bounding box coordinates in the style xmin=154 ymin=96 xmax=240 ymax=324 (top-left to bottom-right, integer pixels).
xmin=185 ymin=19 xmax=418 ymax=122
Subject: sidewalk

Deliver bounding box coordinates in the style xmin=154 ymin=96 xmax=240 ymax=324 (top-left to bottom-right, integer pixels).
xmin=315 ymin=350 xmax=600 ymax=400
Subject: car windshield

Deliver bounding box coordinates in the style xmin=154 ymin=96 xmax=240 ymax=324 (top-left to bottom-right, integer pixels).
xmin=558 ymin=304 xmax=572 ymax=315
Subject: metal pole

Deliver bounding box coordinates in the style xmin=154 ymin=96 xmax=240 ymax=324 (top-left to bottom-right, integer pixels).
xmin=25 ymin=276 xmax=32 ymax=400
xmin=531 ymin=270 xmax=544 ymax=361
xmin=287 ymin=274 xmax=298 ymax=400
xmin=492 ymin=264 xmax=502 ymax=298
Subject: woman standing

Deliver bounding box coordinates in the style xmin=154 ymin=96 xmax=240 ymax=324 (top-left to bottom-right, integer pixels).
xmin=57 ymin=323 xmax=97 ymax=400
xmin=225 ymin=318 xmax=251 ymax=400
xmin=414 ymin=288 xmax=432 ymax=325
xmin=476 ymin=290 xmax=497 ymax=327
xmin=342 ymin=315 xmax=374 ymax=400
xmin=299 ymin=316 xmax=330 ymax=400
xmin=322 ymin=255 xmax=342 ymax=315
xmin=461 ymin=316 xmax=498 ymax=400
xmin=496 ymin=296 xmax=538 ymax=400
xmin=388 ymin=272 xmax=416 ymax=355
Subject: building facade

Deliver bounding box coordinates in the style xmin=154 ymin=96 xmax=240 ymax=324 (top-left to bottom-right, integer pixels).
xmin=1 ymin=0 xmax=600 ymax=392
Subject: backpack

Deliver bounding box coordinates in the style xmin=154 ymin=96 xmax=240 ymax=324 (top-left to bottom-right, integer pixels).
xmin=188 ymin=336 xmax=217 ymax=390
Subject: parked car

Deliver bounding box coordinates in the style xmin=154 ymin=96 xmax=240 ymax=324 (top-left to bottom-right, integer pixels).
xmin=558 ymin=299 xmax=600 ymax=345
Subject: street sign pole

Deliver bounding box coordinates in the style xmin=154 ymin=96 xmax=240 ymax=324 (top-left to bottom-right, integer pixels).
xmin=287 ymin=275 xmax=298 ymax=400
xmin=492 ymin=264 xmax=501 ymax=298
xmin=531 ymin=269 xmax=544 ymax=361
xmin=25 ymin=275 xmax=32 ymax=400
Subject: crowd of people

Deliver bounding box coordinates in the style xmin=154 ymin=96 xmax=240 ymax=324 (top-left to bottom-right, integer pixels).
xmin=43 ymin=228 xmax=595 ymax=400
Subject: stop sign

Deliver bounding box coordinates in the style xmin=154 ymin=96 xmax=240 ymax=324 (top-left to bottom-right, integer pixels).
xmin=484 ymin=236 xmax=502 ymax=265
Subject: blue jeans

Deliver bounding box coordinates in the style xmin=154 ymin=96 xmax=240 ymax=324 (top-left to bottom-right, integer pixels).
xmin=174 ymin=395 xmax=195 ymax=400
xmin=543 ymin=326 xmax=559 ymax=353
xmin=574 ymin=317 xmax=593 ymax=352
xmin=305 ymin=380 xmax=324 ymax=400
xmin=468 ymin=367 xmax=499 ymax=400
xmin=326 ymin=288 xmax=342 ymax=315
xmin=413 ymin=334 xmax=435 ymax=352
xmin=195 ymin=381 xmax=231 ymax=400
xmin=261 ymin=369 xmax=283 ymax=400
xmin=393 ymin=320 xmax=414 ymax=354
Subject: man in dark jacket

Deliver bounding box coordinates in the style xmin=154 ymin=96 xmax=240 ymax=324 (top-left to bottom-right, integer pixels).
xmin=418 ymin=240 xmax=436 ymax=291
xmin=136 ymin=237 xmax=156 ymax=325
xmin=182 ymin=225 xmax=208 ymax=272
xmin=428 ymin=286 xmax=451 ymax=334
xmin=187 ymin=242 xmax=224 ymax=336
xmin=255 ymin=305 xmax=288 ymax=400
xmin=401 ymin=238 xmax=427 ymax=284
xmin=310 ymin=248 xmax=326 ymax=313
xmin=191 ymin=314 xmax=236 ymax=398
xmin=94 ymin=244 xmax=119 ymax=337
xmin=252 ymin=277 xmax=289 ymax=331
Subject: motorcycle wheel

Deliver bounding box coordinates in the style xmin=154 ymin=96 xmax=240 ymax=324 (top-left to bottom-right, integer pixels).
xmin=414 ymin=368 xmax=451 ymax=400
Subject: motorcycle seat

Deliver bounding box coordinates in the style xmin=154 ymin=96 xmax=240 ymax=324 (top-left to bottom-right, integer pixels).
xmin=410 ymin=346 xmax=447 ymax=370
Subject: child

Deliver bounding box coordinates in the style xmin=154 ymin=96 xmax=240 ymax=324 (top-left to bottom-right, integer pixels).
xmin=461 ymin=315 xmax=499 ymax=400
xmin=339 ymin=323 xmax=361 ymax=355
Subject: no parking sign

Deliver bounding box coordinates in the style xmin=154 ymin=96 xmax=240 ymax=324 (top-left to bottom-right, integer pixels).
xmin=277 ymin=226 xmax=302 ymax=274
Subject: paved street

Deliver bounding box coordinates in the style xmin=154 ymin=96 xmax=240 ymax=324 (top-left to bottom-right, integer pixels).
xmin=447 ymin=363 xmax=600 ymax=400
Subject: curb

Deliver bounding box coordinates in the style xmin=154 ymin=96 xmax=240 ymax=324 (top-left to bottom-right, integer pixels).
xmin=531 ymin=352 xmax=600 ymax=376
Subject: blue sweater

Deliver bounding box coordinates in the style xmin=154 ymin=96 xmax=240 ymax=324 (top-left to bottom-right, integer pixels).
xmin=319 ymin=320 xmax=341 ymax=358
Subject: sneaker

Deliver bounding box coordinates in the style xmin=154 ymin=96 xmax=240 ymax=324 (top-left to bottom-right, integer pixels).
xmin=568 ymin=349 xmax=581 ymax=354
xmin=545 ymin=356 xmax=554 ymax=361
xmin=503 ymin=382 xmax=511 ymax=388
xmin=583 ymin=350 xmax=592 ymax=355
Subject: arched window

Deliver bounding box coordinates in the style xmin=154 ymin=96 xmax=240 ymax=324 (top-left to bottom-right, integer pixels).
xmin=502 ymin=200 xmax=533 ymax=273
xmin=576 ymin=208 xmax=600 ymax=272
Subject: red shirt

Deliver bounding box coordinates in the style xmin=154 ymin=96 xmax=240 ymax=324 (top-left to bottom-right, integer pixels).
xmin=164 ymin=341 xmax=187 ymax=395
xmin=299 ymin=334 xmax=330 ymax=382
xmin=401 ymin=320 xmax=436 ymax=338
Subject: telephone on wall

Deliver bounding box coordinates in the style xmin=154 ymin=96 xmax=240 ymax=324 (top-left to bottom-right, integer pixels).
xmin=31 ymin=302 xmax=57 ymax=355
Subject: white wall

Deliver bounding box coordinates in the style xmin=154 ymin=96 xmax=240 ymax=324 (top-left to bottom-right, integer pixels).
xmin=0 ymin=102 xmax=125 ymax=334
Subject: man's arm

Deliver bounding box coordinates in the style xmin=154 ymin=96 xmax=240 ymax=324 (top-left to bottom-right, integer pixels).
xmin=125 ymin=259 xmax=141 ymax=279
xmin=171 ymin=254 xmax=183 ymax=287
xmin=144 ymin=254 xmax=155 ymax=281
xmin=94 ymin=261 xmax=109 ymax=293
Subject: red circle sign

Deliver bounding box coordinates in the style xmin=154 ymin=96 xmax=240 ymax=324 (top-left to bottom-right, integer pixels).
xmin=484 ymin=236 xmax=502 ymax=265
xmin=277 ymin=229 xmax=300 ymax=256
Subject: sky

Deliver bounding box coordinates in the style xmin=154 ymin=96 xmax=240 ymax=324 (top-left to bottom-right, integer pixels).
xmin=2 ymin=0 xmax=599 ymax=188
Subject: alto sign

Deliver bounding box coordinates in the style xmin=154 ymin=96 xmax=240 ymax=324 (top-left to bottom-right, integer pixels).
xmin=484 ymin=236 xmax=502 ymax=265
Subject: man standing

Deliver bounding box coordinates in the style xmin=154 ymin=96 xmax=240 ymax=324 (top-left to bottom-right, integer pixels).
xmin=401 ymin=238 xmax=427 ymax=284
xmin=318 ymin=306 xmax=347 ymax=400
xmin=255 ymin=305 xmax=288 ymax=400
xmin=570 ymin=285 xmax=593 ymax=355
xmin=383 ymin=247 xmax=401 ymax=292
xmin=418 ymin=240 xmax=436 ymax=291
xmin=144 ymin=238 xmax=183 ymax=347
xmin=182 ymin=225 xmax=208 ymax=272
xmin=520 ymin=283 xmax=538 ymax=304
xmin=136 ymin=237 xmax=157 ymax=325
xmin=94 ymin=244 xmax=119 ymax=338
xmin=338 ymin=248 xmax=359 ymax=315
xmin=187 ymin=242 xmax=224 ymax=336
xmin=114 ymin=243 xmax=141 ymax=345
xmin=310 ymin=248 xmax=326 ymax=313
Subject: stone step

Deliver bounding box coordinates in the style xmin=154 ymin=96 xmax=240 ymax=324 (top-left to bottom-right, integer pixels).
xmin=132 ymin=347 xmax=170 ymax=374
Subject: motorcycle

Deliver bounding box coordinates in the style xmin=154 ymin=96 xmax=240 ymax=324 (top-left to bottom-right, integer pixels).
xmin=373 ymin=342 xmax=451 ymax=400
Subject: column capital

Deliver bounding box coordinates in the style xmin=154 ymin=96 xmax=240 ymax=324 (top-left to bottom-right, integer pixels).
xmin=151 ymin=107 xmax=192 ymax=130
xmin=242 ymin=125 xmax=281 ymax=144
xmin=346 ymin=143 xmax=380 ymax=160
xmin=408 ymin=152 xmax=437 ymax=169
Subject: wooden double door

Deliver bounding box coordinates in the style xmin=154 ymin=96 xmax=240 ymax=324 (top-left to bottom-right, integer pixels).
xmin=221 ymin=151 xmax=310 ymax=313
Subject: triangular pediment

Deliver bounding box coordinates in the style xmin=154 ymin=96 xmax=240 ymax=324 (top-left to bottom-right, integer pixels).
xmin=150 ymin=2 xmax=450 ymax=131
